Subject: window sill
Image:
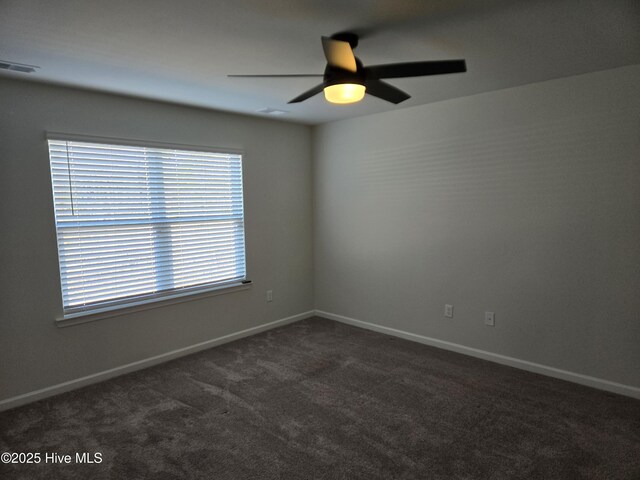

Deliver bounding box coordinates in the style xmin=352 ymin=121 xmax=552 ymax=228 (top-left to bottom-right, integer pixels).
xmin=55 ymin=281 xmax=252 ymax=328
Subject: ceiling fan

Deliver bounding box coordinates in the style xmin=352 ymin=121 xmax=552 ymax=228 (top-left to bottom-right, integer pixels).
xmin=229 ymin=32 xmax=466 ymax=105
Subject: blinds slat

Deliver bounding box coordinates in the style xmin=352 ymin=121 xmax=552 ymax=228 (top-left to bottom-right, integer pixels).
xmin=64 ymin=274 xmax=245 ymax=308
xmin=63 ymin=259 xmax=245 ymax=291
xmin=58 ymin=232 xmax=242 ymax=253
xmin=61 ymin=247 xmax=245 ymax=276
xmin=62 ymin=265 xmax=245 ymax=302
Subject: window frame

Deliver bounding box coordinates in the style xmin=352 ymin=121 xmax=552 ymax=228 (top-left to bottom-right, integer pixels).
xmin=46 ymin=132 xmax=250 ymax=327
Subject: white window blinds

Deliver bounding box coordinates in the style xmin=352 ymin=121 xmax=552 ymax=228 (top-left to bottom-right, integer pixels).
xmin=48 ymin=139 xmax=246 ymax=315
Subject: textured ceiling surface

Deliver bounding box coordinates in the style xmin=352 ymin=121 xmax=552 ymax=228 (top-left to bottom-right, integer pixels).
xmin=0 ymin=0 xmax=638 ymax=124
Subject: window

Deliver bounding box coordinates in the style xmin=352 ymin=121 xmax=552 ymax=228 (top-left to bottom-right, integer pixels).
xmin=48 ymin=138 xmax=246 ymax=318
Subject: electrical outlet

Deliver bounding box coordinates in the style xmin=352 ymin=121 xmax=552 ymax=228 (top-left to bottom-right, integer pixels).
xmin=444 ymin=304 xmax=453 ymax=318
xmin=484 ymin=311 xmax=495 ymax=326
xmin=266 ymin=290 xmax=273 ymax=302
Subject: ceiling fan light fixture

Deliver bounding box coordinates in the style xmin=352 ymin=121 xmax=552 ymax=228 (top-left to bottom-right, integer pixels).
xmin=230 ymin=32 xmax=466 ymax=105
xmin=323 ymin=83 xmax=366 ymax=104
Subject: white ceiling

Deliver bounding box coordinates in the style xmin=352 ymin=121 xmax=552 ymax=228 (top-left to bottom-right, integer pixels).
xmin=1 ymin=0 xmax=638 ymax=125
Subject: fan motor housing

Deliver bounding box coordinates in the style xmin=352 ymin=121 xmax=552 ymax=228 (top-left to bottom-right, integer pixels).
xmin=323 ymin=58 xmax=365 ymax=87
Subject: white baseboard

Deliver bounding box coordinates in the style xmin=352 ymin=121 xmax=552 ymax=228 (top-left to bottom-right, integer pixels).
xmin=316 ymin=310 xmax=640 ymax=400
xmin=0 ymin=311 xmax=315 ymax=412
xmin=4 ymin=309 xmax=637 ymax=411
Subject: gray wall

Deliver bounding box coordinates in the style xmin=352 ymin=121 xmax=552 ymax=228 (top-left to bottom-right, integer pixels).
xmin=313 ymin=65 xmax=640 ymax=388
xmin=0 ymin=78 xmax=313 ymax=400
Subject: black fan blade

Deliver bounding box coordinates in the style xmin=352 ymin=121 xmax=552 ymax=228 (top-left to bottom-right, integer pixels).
xmin=365 ymin=59 xmax=466 ymax=79
xmin=321 ymin=36 xmax=357 ymax=72
xmin=228 ymin=74 xmax=323 ymax=78
xmin=288 ymin=83 xmax=325 ymax=104
xmin=364 ymin=79 xmax=410 ymax=104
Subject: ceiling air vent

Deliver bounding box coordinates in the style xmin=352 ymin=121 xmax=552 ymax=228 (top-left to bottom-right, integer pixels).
xmin=0 ymin=61 xmax=39 ymax=73
xmin=256 ymin=108 xmax=289 ymax=116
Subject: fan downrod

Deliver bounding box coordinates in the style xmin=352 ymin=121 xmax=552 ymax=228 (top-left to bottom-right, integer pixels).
xmin=330 ymin=32 xmax=359 ymax=49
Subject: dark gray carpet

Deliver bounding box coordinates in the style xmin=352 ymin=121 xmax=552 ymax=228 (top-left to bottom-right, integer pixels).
xmin=1 ymin=317 xmax=639 ymax=479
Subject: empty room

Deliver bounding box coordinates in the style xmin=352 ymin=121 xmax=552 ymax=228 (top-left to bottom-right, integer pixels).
xmin=1 ymin=0 xmax=639 ymax=478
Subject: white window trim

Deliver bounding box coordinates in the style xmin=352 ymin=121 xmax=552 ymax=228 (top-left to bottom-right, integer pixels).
xmin=45 ymin=131 xmax=243 ymax=156
xmin=46 ymin=132 xmax=248 ymax=327
xmin=56 ymin=281 xmax=252 ymax=328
